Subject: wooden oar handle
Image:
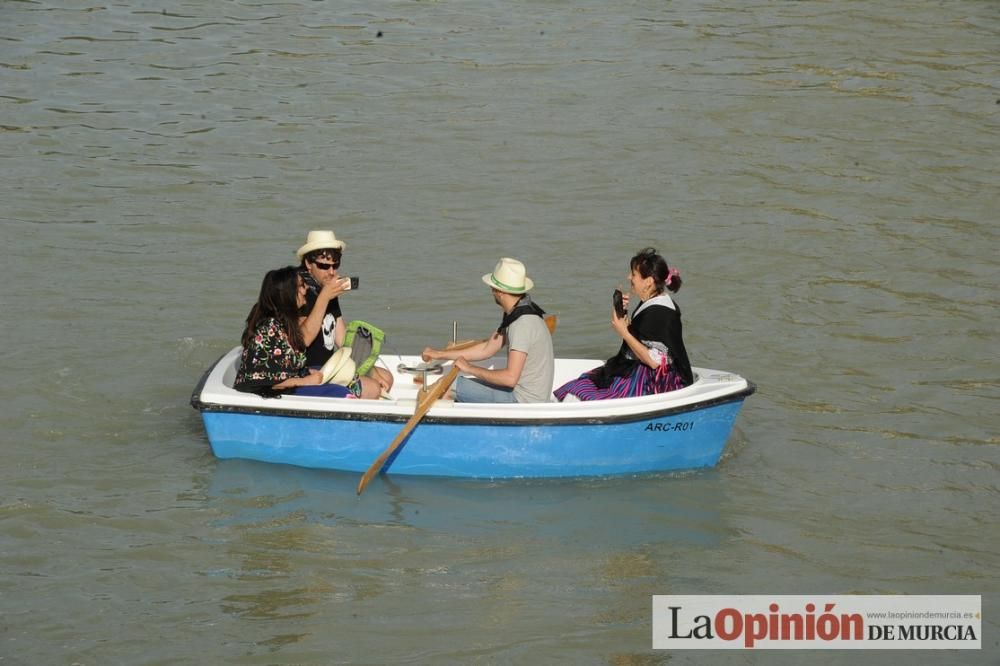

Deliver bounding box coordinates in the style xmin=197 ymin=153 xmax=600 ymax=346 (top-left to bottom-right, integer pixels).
xmin=441 ymin=315 xmax=556 ymax=353
xmin=445 ymin=339 xmax=480 ymax=351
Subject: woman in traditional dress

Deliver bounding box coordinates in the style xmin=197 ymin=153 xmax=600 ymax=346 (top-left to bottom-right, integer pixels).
xmin=554 ymin=248 xmax=693 ymax=401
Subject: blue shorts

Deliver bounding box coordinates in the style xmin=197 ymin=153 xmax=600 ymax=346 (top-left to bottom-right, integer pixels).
xmin=293 ymin=384 xmax=352 ymax=398
xmin=454 ymin=376 xmax=517 ymax=404
xmin=294 ymin=365 xmax=360 ymax=398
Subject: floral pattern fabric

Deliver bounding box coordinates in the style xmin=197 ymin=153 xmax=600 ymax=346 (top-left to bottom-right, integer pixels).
xmin=234 ymin=317 xmax=307 ymax=391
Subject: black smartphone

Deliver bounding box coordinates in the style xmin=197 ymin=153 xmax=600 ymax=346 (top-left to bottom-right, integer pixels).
xmin=343 ymin=276 xmax=359 ymax=290
xmin=613 ymin=288 xmax=626 ymax=317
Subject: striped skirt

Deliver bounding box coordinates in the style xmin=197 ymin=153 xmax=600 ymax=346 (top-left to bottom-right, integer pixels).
xmin=553 ymin=360 xmax=686 ymax=402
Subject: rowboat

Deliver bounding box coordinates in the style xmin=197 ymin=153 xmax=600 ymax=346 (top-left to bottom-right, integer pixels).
xmin=190 ymin=347 xmax=755 ymax=479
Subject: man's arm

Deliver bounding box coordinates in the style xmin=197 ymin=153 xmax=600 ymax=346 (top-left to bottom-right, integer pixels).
xmin=333 ymin=316 xmax=347 ymax=348
xmin=300 ymin=280 xmax=347 ymax=346
xmin=455 ymin=349 xmax=526 ymax=389
xmin=422 ymin=332 xmax=504 ymax=363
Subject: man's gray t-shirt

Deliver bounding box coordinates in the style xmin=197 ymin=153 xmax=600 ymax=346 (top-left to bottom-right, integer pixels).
xmin=506 ymin=315 xmax=554 ymax=403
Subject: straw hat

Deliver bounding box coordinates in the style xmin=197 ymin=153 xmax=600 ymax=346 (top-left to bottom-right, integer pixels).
xmin=297 ymin=230 xmax=346 ymax=259
xmin=320 ymin=347 xmax=356 ymax=385
xmin=482 ymin=257 xmax=534 ymax=294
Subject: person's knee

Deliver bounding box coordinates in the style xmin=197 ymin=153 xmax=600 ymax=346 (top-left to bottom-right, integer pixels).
xmin=453 ymin=376 xmax=473 ymax=402
xmin=371 ymin=366 xmax=393 ymax=391
xmin=453 ymin=376 xmax=514 ymax=404
xmin=357 ymin=375 xmax=382 ymax=399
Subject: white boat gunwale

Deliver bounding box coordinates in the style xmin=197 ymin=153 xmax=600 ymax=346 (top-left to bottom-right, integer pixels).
xmin=190 ymin=347 xmax=756 ymax=427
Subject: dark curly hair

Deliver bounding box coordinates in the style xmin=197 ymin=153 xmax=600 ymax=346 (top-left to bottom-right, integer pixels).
xmin=302 ymin=247 xmax=342 ymax=266
xmin=630 ymin=247 xmax=682 ymax=294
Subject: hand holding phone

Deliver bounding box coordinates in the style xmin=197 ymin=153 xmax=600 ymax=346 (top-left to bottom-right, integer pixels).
xmin=613 ymin=288 xmax=627 ymax=318
xmin=341 ymin=276 xmax=360 ymax=290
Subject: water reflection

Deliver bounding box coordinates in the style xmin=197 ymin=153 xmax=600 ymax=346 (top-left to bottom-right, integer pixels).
xmin=200 ymin=459 xmax=731 ymax=657
xmin=205 ymin=458 xmax=728 ymax=552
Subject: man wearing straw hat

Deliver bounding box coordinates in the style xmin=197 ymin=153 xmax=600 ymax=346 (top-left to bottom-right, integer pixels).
xmin=422 ymin=257 xmax=554 ymax=403
xmin=295 ymin=230 xmax=393 ymax=396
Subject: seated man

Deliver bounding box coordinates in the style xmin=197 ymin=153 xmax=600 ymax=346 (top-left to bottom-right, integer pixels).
xmin=295 ymin=229 xmax=393 ymax=398
xmin=422 ymin=258 xmax=554 ymax=403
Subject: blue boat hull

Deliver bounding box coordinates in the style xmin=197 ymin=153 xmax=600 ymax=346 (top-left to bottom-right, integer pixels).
xmin=200 ymin=398 xmax=747 ymax=478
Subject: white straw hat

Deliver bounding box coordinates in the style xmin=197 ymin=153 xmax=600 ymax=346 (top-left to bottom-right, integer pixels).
xmin=297 ymin=230 xmax=346 ymax=259
xmin=320 ymin=347 xmax=356 ymax=385
xmin=482 ymin=257 xmax=534 ymax=294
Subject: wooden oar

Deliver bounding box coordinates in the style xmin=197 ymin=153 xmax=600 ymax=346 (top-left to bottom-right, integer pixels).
xmin=412 ymin=314 xmax=557 ymax=381
xmin=356 ymin=365 xmax=460 ymax=496
xmin=356 ymin=314 xmax=556 ymax=495
xmin=444 ymin=338 xmax=482 ymax=352
xmin=444 ymin=314 xmax=557 ymax=352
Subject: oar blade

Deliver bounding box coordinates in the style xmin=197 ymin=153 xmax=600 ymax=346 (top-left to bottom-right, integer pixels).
xmin=356 ymin=316 xmax=554 ymax=496
xmin=356 ymin=365 xmax=460 ymax=496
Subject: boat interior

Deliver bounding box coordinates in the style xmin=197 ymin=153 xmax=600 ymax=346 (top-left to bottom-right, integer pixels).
xmin=196 ymin=347 xmax=752 ymax=421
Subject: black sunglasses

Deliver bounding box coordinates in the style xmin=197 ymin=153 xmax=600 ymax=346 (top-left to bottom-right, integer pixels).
xmin=311 ymin=259 xmax=340 ymax=271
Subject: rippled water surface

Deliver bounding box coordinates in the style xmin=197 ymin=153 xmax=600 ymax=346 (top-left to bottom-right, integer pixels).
xmin=2 ymin=0 xmax=998 ymax=663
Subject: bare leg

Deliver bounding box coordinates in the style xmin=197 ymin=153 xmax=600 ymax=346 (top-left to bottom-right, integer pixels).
xmin=356 ymin=375 xmax=384 ymax=399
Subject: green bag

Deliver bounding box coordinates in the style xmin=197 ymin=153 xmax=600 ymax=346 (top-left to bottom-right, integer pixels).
xmin=343 ymin=320 xmax=385 ymax=376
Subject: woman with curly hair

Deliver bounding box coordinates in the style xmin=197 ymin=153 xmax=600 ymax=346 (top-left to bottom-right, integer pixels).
xmin=554 ymin=247 xmax=693 ymax=401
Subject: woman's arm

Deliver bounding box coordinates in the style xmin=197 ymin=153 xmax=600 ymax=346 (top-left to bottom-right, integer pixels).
xmin=611 ymin=307 xmax=659 ymax=369
xmin=273 ymin=368 xmax=323 ymax=389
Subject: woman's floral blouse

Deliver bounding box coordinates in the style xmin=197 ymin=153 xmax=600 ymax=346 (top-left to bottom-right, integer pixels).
xmin=234 ymin=317 xmax=306 ymax=391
